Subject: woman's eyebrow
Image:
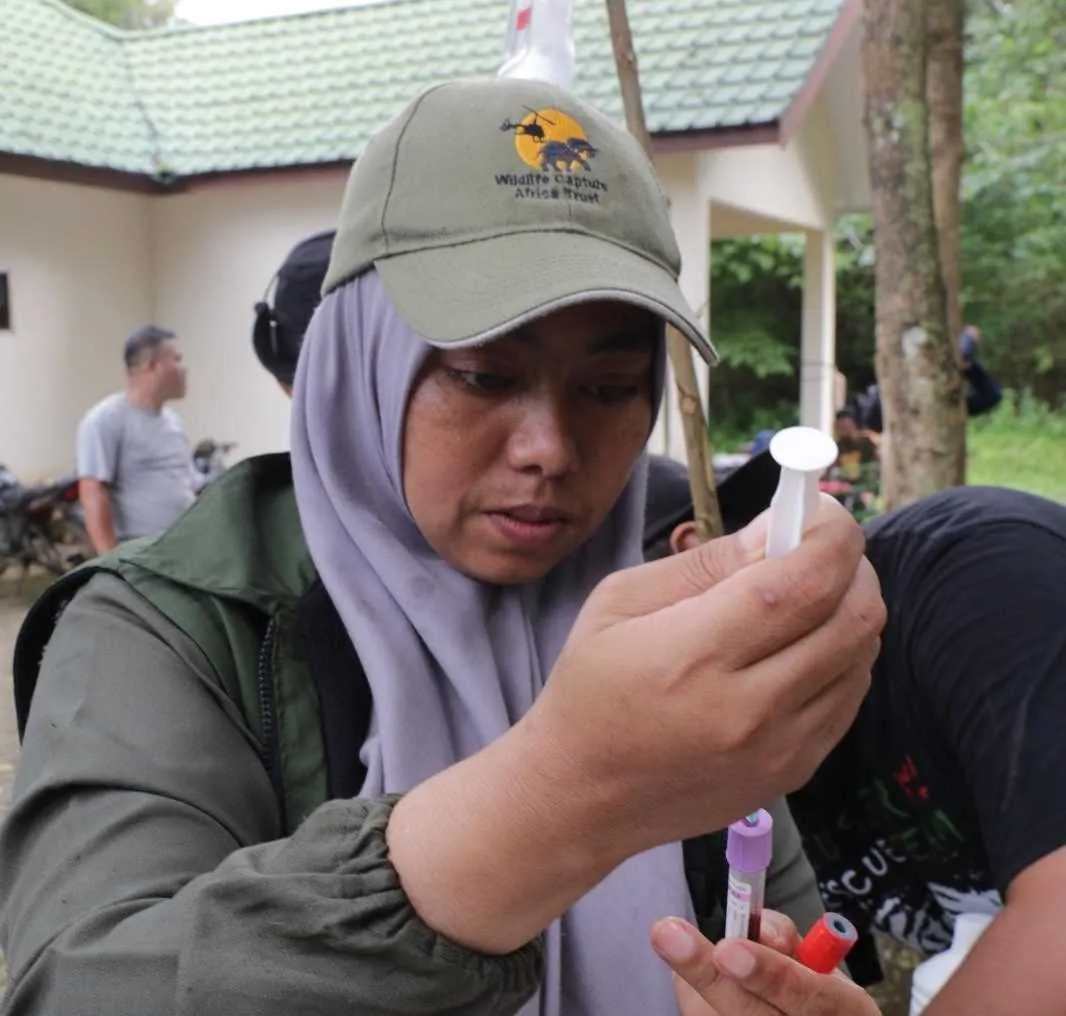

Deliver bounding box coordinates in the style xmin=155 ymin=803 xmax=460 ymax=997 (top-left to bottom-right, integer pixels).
xmin=588 ymin=331 xmax=657 ymax=355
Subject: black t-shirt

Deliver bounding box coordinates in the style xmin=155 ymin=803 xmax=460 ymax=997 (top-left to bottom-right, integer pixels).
xmin=788 ymin=486 xmax=1066 ymax=964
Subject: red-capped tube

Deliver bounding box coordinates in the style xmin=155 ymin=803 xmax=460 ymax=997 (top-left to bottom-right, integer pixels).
xmin=795 ymin=913 xmax=859 ymax=974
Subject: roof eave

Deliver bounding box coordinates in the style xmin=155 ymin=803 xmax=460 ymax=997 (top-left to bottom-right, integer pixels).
xmin=779 ymin=0 xmax=862 ymax=147
xmin=171 ymin=158 xmax=354 ymax=190
xmin=0 ymin=153 xmax=166 ymax=193
xmin=651 ymin=122 xmax=781 ymax=154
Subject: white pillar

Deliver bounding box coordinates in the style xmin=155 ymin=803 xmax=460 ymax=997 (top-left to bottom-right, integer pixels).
xmin=799 ymin=228 xmax=836 ymax=433
xmin=653 ymin=171 xmax=710 ymax=462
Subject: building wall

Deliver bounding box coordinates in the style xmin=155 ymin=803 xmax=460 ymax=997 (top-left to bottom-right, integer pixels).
xmin=6 ymin=144 xmax=834 ymax=478
xmin=0 ymin=174 xmax=152 ymax=479
xmin=156 ymin=159 xmax=709 ymax=468
xmin=698 ymin=138 xmax=829 ymax=234
xmin=149 ymin=168 xmax=348 ymax=461
xmin=655 ymin=152 xmax=711 ymax=464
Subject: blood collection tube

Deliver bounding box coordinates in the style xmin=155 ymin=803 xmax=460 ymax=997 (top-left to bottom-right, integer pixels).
xmin=723 ymin=809 xmax=774 ymax=941
xmin=796 ymin=912 xmax=859 ymax=974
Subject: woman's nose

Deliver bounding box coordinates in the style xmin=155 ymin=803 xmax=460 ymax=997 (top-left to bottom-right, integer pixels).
xmin=506 ymin=394 xmax=578 ymax=478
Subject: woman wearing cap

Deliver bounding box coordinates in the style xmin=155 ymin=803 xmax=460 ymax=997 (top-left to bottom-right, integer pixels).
xmin=0 ymin=79 xmax=882 ymax=1016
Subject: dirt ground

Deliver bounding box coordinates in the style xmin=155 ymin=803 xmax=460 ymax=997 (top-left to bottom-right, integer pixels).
xmin=867 ymin=936 xmax=922 ymax=1015
xmin=0 ymin=579 xmax=919 ymax=1010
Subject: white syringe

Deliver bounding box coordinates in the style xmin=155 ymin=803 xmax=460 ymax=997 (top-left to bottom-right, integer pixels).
xmin=764 ymin=426 xmax=839 ymax=558
xmin=719 ymin=427 xmax=839 ymax=941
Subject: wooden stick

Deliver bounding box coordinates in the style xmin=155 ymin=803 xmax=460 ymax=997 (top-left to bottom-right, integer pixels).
xmin=605 ymin=0 xmax=723 ymax=540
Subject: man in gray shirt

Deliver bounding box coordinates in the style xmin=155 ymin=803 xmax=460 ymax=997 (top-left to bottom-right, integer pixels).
xmin=76 ymin=325 xmax=202 ymax=554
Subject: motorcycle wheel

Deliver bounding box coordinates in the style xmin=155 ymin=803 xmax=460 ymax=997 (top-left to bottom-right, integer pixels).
xmin=26 ymin=527 xmax=67 ymax=575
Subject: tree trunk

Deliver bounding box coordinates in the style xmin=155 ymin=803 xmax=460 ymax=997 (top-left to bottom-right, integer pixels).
xmin=604 ymin=0 xmax=723 ymax=539
xmin=927 ymin=0 xmax=968 ymax=477
xmin=862 ymin=0 xmax=966 ymax=508
xmin=926 ymin=0 xmax=966 ymax=348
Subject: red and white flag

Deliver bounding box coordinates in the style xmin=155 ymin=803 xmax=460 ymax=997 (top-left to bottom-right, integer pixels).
xmin=498 ymin=0 xmax=575 ymax=88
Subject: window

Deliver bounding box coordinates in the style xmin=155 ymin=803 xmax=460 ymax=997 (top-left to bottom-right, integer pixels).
xmin=0 ymin=274 xmax=9 ymax=330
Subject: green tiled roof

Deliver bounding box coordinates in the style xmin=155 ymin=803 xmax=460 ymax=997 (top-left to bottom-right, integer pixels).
xmin=3 ymin=0 xmax=845 ymax=181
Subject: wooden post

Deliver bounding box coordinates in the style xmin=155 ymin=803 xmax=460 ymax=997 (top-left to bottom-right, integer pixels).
xmin=604 ymin=0 xmax=723 ymax=540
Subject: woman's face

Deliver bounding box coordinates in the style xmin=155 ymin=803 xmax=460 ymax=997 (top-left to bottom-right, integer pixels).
xmin=403 ymin=301 xmax=658 ymax=585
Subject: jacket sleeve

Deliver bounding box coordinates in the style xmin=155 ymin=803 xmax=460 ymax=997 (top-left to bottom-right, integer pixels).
xmin=764 ymin=796 xmax=825 ymax=936
xmin=0 ymin=575 xmax=542 ymax=1016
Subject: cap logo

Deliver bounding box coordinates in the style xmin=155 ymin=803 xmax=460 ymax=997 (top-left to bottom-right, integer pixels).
xmin=495 ymin=106 xmax=609 ymax=204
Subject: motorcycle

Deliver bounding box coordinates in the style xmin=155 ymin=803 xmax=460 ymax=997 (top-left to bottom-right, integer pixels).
xmin=192 ymin=439 xmax=237 ymax=487
xmin=0 ymin=465 xmax=90 ymax=584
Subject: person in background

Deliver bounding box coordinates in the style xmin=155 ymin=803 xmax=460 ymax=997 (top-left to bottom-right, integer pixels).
xmin=75 ymin=326 xmax=201 ymax=554
xmin=644 ymin=449 xmax=781 ymax=562
xmin=958 ymin=323 xmax=1003 ymax=416
xmin=833 ymin=408 xmax=879 ymax=481
xmin=252 ymin=230 xmax=335 ymax=394
xmin=749 ymin=428 xmax=776 ymax=456
xmin=851 ymin=324 xmax=1002 ymax=436
xmin=649 ymin=454 xmax=1066 ymax=1016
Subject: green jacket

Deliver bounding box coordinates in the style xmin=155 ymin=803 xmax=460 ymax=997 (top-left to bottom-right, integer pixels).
xmin=16 ymin=453 xmax=331 ymax=827
xmin=3 ymin=453 xmax=823 ymax=1015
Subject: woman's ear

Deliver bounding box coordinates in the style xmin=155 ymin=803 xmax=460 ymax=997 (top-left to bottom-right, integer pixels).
xmin=669 ymin=521 xmax=701 ymax=555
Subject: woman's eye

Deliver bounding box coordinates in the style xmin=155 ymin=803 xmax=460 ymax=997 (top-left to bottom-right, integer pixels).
xmin=445 ymin=369 xmax=516 ymax=394
xmin=584 ymin=384 xmax=640 ymax=405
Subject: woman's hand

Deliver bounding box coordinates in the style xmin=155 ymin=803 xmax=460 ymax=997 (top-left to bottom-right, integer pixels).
xmin=530 ymin=495 xmax=886 ymax=859
xmin=651 ymin=916 xmax=878 ymax=1016
xmin=389 ymin=499 xmax=884 ymax=956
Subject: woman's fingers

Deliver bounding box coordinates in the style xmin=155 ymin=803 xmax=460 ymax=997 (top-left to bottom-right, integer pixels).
xmin=652 ymin=918 xmax=880 ymax=1016
xmin=739 ymin=555 xmax=883 ymax=717
xmin=652 ymin=920 xmax=737 ymax=1011
xmin=675 ymin=972 xmax=724 ymax=1015
xmin=759 ymin=910 xmax=801 ymax=958
xmin=653 ymin=505 xmax=875 ymax=675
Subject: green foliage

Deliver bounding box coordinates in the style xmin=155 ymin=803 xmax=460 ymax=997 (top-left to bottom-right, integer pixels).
xmin=708 ymin=0 xmax=1065 ymax=436
xmin=969 ymin=387 xmax=1066 ymax=437
xmin=967 ymin=392 xmax=1066 ymax=502
xmin=707 ymin=221 xmax=877 ymax=445
xmin=61 ymin=0 xmax=174 ymax=30
xmin=707 ymin=236 xmax=801 ymax=442
xmin=711 ymin=235 xmax=800 ymax=381
xmin=961 ymin=0 xmax=1066 ymax=401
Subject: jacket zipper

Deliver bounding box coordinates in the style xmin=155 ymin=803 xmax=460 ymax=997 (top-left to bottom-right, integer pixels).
xmin=256 ymin=618 xmax=287 ymax=826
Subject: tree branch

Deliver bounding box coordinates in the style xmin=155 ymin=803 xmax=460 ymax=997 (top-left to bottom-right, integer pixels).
xmin=604 ymin=0 xmax=723 ymax=540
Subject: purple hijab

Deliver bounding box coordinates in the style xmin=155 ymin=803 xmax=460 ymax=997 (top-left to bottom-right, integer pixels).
xmin=291 ymin=270 xmax=692 ymax=1016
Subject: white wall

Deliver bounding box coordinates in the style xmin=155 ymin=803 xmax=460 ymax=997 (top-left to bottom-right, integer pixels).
xmin=0 ymin=175 xmax=152 ymax=479
xmin=654 ymin=152 xmax=712 ymax=463
xmin=819 ymin=22 xmax=871 ymax=215
xmin=1 ymin=140 xmax=843 ymax=480
xmin=698 ymin=139 xmax=829 ymax=233
xmin=149 ymin=168 xmax=348 ymax=460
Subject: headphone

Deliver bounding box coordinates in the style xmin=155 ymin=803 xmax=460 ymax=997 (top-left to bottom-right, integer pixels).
xmin=252 ymin=230 xmax=336 ymax=386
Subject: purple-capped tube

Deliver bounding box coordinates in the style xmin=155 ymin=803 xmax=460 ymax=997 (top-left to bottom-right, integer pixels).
xmin=723 ymin=809 xmax=774 ymax=941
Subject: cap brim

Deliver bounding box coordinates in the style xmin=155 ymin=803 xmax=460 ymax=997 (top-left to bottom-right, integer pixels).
xmin=374 ymin=231 xmax=716 ymax=364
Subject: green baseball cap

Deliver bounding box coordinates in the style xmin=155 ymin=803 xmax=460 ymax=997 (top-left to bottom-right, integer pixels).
xmin=324 ymin=76 xmax=716 ymax=363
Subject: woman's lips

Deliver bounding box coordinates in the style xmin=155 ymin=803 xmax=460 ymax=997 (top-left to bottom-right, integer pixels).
xmin=485 ymin=508 xmax=573 ymax=547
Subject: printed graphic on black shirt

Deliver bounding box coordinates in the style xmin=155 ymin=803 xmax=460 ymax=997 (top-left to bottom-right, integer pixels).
xmin=794 ymin=754 xmax=1002 ymax=954
xmin=791 ymin=487 xmax=1066 ymax=960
